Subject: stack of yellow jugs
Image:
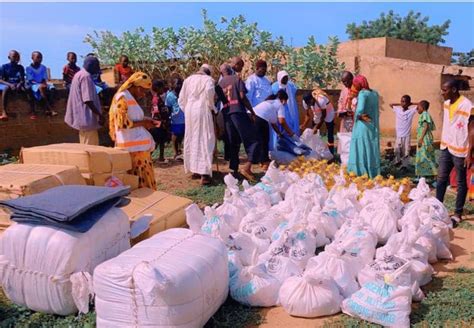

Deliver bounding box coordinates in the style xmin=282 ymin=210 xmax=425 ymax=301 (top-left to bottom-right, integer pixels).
xmin=281 ymin=157 xmax=412 ymax=203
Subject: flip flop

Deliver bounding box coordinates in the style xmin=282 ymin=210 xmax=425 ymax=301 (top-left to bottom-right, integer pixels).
xmin=201 ymin=176 xmax=212 ymax=186
xmin=0 ymin=115 xmax=8 ymax=121
xmin=240 ymin=171 xmax=257 ymax=183
xmin=30 ymin=115 xmax=38 ymax=120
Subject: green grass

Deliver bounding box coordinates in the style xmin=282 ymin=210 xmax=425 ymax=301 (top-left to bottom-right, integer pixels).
xmin=444 ymin=193 xmax=474 ymax=216
xmin=204 ymin=297 xmax=264 ymax=328
xmin=324 ymin=269 xmax=474 ymax=328
xmin=175 ymin=184 xmax=226 ymax=207
xmin=0 ymin=288 xmax=96 ymax=328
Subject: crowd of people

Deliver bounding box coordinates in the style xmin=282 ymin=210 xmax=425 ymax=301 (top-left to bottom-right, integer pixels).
xmin=0 ymin=50 xmax=472 ymax=225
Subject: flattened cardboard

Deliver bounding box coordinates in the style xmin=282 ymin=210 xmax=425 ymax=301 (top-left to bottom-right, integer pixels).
xmin=122 ymin=188 xmax=192 ymax=243
xmin=0 ymin=164 xmax=85 ymax=199
xmin=82 ymin=173 xmax=139 ymax=190
xmin=21 ymin=143 xmax=132 ymax=173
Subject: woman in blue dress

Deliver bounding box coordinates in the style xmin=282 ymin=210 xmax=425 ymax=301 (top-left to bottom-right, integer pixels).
xmin=347 ymin=75 xmax=381 ymax=178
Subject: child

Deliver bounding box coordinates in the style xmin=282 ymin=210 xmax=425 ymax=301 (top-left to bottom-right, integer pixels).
xmin=114 ymin=55 xmax=134 ymax=86
xmin=390 ymin=95 xmax=418 ymax=170
xmin=165 ymin=77 xmax=185 ymax=160
xmin=415 ymin=100 xmax=437 ymax=182
xmin=149 ymin=79 xmax=170 ymax=163
xmin=86 ymin=53 xmax=110 ymax=105
xmin=63 ymin=52 xmax=80 ymax=90
xmin=26 ymin=51 xmax=57 ymax=119
xmin=0 ymin=50 xmax=26 ymax=120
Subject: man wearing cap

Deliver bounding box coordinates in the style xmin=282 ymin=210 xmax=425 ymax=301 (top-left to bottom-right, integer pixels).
xmin=65 ymin=56 xmax=104 ymax=145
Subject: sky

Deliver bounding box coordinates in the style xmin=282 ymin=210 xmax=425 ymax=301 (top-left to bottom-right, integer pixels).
xmin=1 ymin=2 xmax=473 ymax=78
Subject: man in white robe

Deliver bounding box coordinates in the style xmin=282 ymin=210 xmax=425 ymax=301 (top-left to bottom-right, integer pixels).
xmin=178 ymin=64 xmax=216 ymax=185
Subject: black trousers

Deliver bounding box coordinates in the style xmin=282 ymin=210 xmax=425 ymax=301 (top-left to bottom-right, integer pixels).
xmin=224 ymin=112 xmax=259 ymax=171
xmin=255 ymin=116 xmax=270 ymax=163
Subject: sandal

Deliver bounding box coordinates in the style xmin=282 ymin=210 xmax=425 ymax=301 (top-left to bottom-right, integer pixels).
xmin=191 ymin=173 xmax=201 ymax=180
xmin=451 ymin=215 xmax=461 ymax=228
xmin=30 ymin=114 xmax=38 ymax=120
xmin=240 ymin=170 xmax=257 ymax=183
xmin=201 ymin=175 xmax=212 ymax=186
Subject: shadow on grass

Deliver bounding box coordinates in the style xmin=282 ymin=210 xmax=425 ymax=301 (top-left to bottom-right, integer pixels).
xmin=204 ymin=297 xmax=264 ymax=328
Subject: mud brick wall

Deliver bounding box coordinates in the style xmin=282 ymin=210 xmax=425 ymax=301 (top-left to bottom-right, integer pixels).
xmin=0 ymin=88 xmax=114 ymax=154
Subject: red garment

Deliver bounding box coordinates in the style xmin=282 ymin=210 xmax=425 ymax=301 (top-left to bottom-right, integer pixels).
xmin=346 ymin=75 xmax=370 ymax=109
xmin=449 ymin=164 xmax=474 ymax=201
xmin=115 ymin=64 xmax=133 ymax=84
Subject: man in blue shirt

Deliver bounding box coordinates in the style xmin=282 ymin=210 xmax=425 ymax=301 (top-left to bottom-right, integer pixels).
xmin=0 ymin=50 xmax=26 ymax=120
xmin=165 ymin=77 xmax=185 ymax=160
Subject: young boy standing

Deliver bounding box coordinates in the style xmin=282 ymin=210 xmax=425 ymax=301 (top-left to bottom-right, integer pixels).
xmin=149 ymin=80 xmax=170 ymax=163
xmin=114 ymin=55 xmax=134 ymax=86
xmin=63 ymin=52 xmax=81 ymax=90
xmin=390 ymin=95 xmax=418 ymax=169
xmin=165 ymin=77 xmax=185 ymax=160
xmin=0 ymin=50 xmax=26 ymax=120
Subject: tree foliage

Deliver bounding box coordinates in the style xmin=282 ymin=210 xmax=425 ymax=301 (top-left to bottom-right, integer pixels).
xmin=346 ymin=10 xmax=450 ymax=45
xmin=84 ymin=10 xmax=344 ymax=88
xmin=284 ymin=36 xmax=345 ymax=89
xmin=452 ymin=50 xmax=474 ymax=67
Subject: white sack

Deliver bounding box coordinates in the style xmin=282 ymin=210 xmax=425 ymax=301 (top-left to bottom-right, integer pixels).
xmin=227 ymin=232 xmax=259 ymax=267
xmin=306 ymin=251 xmax=359 ymax=298
xmin=230 ymin=264 xmax=280 ymax=307
xmin=342 ymin=263 xmax=413 ymax=328
xmin=301 ymin=128 xmax=333 ymax=160
xmin=94 ymin=228 xmax=228 ymax=328
xmin=279 ymin=273 xmax=343 ymax=318
xmin=337 ymin=132 xmax=352 ymax=166
xmin=263 ymin=255 xmax=302 ymax=284
xmin=0 ymin=208 xmax=130 ymax=315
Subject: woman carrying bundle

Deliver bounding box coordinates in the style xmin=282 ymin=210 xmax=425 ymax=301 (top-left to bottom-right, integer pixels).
xmin=109 ymin=72 xmax=159 ymax=190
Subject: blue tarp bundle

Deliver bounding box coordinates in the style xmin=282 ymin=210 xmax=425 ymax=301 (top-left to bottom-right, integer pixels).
xmin=0 ymin=185 xmax=130 ymax=233
xmin=276 ymin=134 xmax=312 ymax=156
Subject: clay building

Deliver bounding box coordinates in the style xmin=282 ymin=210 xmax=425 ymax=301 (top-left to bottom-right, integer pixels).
xmin=336 ymin=37 xmax=474 ymax=141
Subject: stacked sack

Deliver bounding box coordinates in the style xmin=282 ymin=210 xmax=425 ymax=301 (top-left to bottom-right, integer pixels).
xmin=0 ymin=185 xmax=131 ymax=315
xmin=186 ymin=165 xmax=453 ymax=327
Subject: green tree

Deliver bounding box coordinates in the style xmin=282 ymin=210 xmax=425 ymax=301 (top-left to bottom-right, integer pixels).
xmin=346 ymin=10 xmax=450 ymax=45
xmin=452 ymin=49 xmax=474 ymax=67
xmin=84 ymin=10 xmax=344 ymax=88
xmin=284 ymin=36 xmax=345 ymax=89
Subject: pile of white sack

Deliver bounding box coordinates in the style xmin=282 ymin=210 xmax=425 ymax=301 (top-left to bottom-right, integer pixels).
xmin=186 ymin=164 xmax=452 ymax=327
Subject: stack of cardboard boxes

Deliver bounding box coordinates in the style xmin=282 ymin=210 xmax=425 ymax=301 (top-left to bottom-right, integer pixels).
xmin=0 ymin=143 xmax=192 ymax=241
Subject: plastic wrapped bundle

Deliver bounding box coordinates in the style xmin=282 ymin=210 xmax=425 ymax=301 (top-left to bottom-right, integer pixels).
xmin=0 ymin=207 xmax=130 ymax=315
xmin=94 ymin=228 xmax=228 ymax=328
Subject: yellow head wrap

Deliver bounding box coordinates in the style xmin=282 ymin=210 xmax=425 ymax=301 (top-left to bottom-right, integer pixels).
xmin=117 ymin=72 xmax=152 ymax=93
xmin=109 ymin=72 xmax=152 ymax=141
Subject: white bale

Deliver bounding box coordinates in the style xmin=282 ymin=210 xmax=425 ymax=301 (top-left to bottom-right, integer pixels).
xmin=0 ymin=208 xmax=130 ymax=315
xmin=94 ymin=228 xmax=229 ymax=328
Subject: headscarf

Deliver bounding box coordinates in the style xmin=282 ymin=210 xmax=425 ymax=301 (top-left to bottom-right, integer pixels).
xmin=311 ymin=86 xmax=332 ymax=108
xmin=219 ymin=63 xmax=232 ymax=76
xmin=109 ymin=72 xmax=152 ymax=140
xmin=83 ymin=56 xmax=100 ymax=75
xmin=117 ymin=72 xmax=152 ymax=94
xmin=352 ymin=75 xmax=370 ymax=92
xmin=346 ymin=75 xmax=370 ymax=109
xmin=277 ymin=70 xmax=289 ymax=88
xmin=199 ymin=64 xmax=212 ymax=76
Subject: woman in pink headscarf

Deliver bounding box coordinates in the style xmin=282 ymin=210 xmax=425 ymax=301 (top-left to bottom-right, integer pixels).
xmin=347 ymin=75 xmax=381 ymax=178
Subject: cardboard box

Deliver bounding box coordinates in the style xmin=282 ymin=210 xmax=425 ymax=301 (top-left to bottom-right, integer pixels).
xmin=82 ymin=173 xmax=139 ymax=190
xmin=0 ymin=164 xmax=86 ymax=200
xmin=21 ymin=143 xmax=132 ymax=174
xmin=122 ymin=188 xmax=193 ymax=243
